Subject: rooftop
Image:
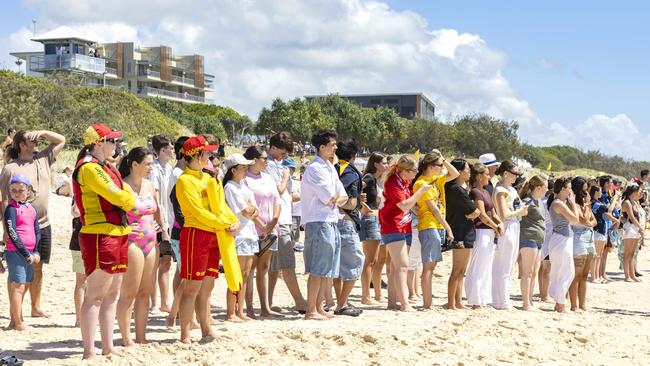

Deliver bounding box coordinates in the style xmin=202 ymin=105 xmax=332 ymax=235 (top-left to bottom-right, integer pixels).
xmin=31 ymin=26 xmax=96 ymax=44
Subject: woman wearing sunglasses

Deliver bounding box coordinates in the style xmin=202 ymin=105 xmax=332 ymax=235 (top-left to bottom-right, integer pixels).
xmin=72 ymin=123 xmax=135 ymax=359
xmin=492 ymin=160 xmax=529 ymax=310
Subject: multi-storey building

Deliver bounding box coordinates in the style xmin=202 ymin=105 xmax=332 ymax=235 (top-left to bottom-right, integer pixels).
xmin=305 ymin=93 xmax=437 ymax=121
xmin=10 ymin=26 xmax=214 ymax=104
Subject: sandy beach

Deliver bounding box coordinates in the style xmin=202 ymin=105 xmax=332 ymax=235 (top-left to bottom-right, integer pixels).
xmin=1 ymin=192 xmax=650 ymax=365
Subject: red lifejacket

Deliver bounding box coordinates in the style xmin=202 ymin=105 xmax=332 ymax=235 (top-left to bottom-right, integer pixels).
xmin=72 ymin=154 xmax=128 ymax=227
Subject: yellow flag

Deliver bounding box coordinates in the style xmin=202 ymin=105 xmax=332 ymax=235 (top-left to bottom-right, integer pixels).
xmin=546 ymin=161 xmax=552 ymax=172
xmin=413 ymin=149 xmax=420 ymax=161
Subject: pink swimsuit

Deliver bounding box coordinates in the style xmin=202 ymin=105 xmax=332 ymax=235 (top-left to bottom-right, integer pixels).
xmin=126 ymin=191 xmax=157 ymax=255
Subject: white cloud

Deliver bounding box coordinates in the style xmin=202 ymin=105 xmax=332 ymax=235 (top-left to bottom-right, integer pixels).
xmin=0 ymin=0 xmax=644 ymax=159
xmin=534 ymin=114 xmax=648 ymax=159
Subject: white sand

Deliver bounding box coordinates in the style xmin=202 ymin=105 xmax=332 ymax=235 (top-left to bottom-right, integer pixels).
xmin=1 ymin=193 xmax=650 ymax=365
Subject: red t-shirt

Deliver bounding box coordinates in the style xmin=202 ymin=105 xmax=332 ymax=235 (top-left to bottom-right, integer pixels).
xmin=379 ymin=173 xmax=413 ymax=235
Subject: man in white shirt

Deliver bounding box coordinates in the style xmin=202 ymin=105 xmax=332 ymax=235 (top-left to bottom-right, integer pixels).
xmin=266 ymin=132 xmax=307 ymax=313
xmin=301 ymin=130 xmax=347 ymax=320
xmin=148 ymin=135 xmax=173 ymax=312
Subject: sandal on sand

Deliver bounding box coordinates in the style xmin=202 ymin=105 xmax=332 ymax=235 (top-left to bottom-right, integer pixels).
xmin=333 ymin=306 xmax=363 ymax=317
xmin=0 ymin=353 xmax=24 ymax=366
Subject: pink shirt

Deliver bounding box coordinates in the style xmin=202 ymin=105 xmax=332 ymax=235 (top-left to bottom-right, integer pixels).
xmin=244 ymin=171 xmax=281 ymax=236
xmin=6 ymin=200 xmax=38 ymax=252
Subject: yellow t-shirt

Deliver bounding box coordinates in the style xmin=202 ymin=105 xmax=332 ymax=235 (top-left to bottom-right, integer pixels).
xmin=414 ymin=174 xmax=447 ymax=230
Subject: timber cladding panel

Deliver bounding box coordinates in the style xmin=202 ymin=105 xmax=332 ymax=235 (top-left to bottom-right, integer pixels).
xmin=194 ymin=54 xmax=204 ymax=88
xmin=116 ymin=42 xmax=124 ymax=78
xmin=160 ymin=45 xmax=172 ymax=81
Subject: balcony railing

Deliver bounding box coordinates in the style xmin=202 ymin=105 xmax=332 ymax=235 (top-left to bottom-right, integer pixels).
xmin=29 ymin=54 xmax=105 ymax=74
xmin=141 ymin=86 xmax=204 ymax=103
xmin=172 ymin=74 xmax=194 ymax=85
xmin=87 ymin=83 xmax=124 ymax=90
xmin=105 ymin=67 xmax=117 ymax=75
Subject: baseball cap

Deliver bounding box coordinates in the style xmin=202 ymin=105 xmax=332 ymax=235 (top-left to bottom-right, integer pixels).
xmin=282 ymin=158 xmax=297 ymax=169
xmin=222 ymin=153 xmax=254 ymax=172
xmin=478 ymin=153 xmax=499 ymax=167
xmin=10 ymin=173 xmax=32 ymax=187
xmin=181 ymin=135 xmax=218 ymax=157
xmin=83 ymin=123 xmax=122 ymax=145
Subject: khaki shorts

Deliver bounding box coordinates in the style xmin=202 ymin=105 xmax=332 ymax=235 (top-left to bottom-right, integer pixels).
xmin=71 ymin=250 xmax=85 ymax=275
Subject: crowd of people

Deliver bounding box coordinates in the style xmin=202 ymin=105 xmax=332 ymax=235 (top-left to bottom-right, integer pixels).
xmin=0 ymin=124 xmax=646 ymax=360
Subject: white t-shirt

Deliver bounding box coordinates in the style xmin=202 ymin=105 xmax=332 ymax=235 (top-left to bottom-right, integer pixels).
xmin=291 ymin=177 xmax=301 ymax=218
xmin=265 ymin=158 xmax=293 ymax=225
xmin=224 ymin=180 xmax=259 ymax=242
xmin=149 ymin=158 xmax=173 ymax=230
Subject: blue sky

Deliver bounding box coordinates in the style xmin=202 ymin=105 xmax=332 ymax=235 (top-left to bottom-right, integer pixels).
xmin=1 ymin=0 xmax=648 ymax=157
xmin=386 ymin=0 xmax=650 ymax=133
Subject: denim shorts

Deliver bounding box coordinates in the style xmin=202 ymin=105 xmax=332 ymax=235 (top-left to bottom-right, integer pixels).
xmin=519 ymin=239 xmax=542 ymax=250
xmin=594 ymin=232 xmax=607 ymax=242
xmin=359 ymin=215 xmax=381 ymax=241
xmin=6 ymin=251 xmax=34 ymax=284
xmin=170 ymin=238 xmax=181 ymax=262
xmin=337 ymin=219 xmax=365 ymax=281
xmin=381 ymin=232 xmax=412 ymax=246
xmin=236 ymin=237 xmax=258 ymax=256
xmin=419 ymin=228 xmax=445 ymax=263
xmin=573 ymin=227 xmax=595 ymax=256
xmin=304 ymin=222 xmax=341 ymax=278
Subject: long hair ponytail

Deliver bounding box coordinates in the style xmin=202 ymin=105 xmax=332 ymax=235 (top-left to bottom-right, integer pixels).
xmin=547 ymin=177 xmax=570 ymax=210
xmin=411 ymin=152 xmax=441 ymax=189
xmin=519 ymin=175 xmax=546 ymax=198
xmin=118 ymin=147 xmax=153 ymax=179
xmin=386 ymin=154 xmax=416 ymax=180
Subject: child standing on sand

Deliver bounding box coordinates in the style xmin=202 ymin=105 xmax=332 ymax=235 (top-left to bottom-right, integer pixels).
xmin=3 ymin=173 xmax=41 ymax=330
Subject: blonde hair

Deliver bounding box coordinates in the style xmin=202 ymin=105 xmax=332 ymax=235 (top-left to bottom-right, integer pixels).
xmin=386 ymin=154 xmax=417 ymax=179
xmin=519 ymin=175 xmax=546 ymax=198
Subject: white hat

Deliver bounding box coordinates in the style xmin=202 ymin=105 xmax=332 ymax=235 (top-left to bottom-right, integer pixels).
xmin=478 ymin=153 xmax=499 ymax=167
xmin=222 ymin=153 xmax=254 ymax=172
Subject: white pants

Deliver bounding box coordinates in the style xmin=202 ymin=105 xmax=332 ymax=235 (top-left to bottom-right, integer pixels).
xmin=548 ymin=233 xmax=575 ymax=304
xmin=491 ymin=221 xmax=520 ymax=309
xmin=408 ymin=226 xmax=423 ymax=270
xmin=465 ymin=229 xmax=496 ymax=306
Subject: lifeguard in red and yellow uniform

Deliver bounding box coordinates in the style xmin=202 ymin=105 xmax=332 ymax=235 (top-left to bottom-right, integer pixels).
xmin=175 ymin=135 xmax=241 ymax=343
xmin=72 ymin=123 xmax=135 ymax=360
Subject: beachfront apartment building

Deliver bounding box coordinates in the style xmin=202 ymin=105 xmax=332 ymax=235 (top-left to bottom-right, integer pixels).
xmin=305 ymin=93 xmax=437 ymax=121
xmin=10 ymin=26 xmax=214 ymax=104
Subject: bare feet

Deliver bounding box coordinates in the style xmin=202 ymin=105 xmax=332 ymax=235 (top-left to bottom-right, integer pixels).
xmin=202 ymin=329 xmax=218 ymax=339
xmin=304 ymin=312 xmax=328 ymax=321
xmin=633 ymin=277 xmax=642 ymax=282
xmin=471 ymin=305 xmax=482 ymax=310
xmin=246 ymin=310 xmax=257 ymax=320
xmin=9 ymin=322 xmax=28 ymax=331
xmin=625 ymin=278 xmax=634 ymax=283
xmin=400 ymin=305 xmax=416 ymax=312
xmin=102 ymin=348 xmax=123 ymax=358
xmin=237 ymin=314 xmax=254 ymax=322
xmin=180 ymin=337 xmax=192 ymax=344
xmin=31 ymin=309 xmax=50 ymax=318
xmin=270 ymin=306 xmax=283 ymax=313
xmin=445 ymin=304 xmax=457 ymax=310
xmin=82 ymin=351 xmax=95 ymax=360
xmin=317 ymin=308 xmax=334 ymax=318
xmin=225 ymin=315 xmax=244 ymax=323
xmin=579 ymin=305 xmax=588 ymax=312
xmin=260 ymin=309 xmax=284 ymax=318
xmin=387 ymin=303 xmax=400 ymax=311
xmin=361 ymin=297 xmax=379 ymax=306
xmin=523 ymin=305 xmax=539 ymax=312
xmin=159 ymin=305 xmax=171 ymax=313
xmin=122 ymin=338 xmax=135 ymax=347
xmin=191 ymin=321 xmax=201 ymax=329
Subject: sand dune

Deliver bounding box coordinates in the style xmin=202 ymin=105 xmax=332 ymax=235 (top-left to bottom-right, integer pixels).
xmin=1 ymin=193 xmax=649 ymax=365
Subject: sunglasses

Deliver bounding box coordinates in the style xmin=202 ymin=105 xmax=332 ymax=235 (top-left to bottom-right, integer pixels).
xmin=432 ymin=163 xmax=444 ymax=167
xmin=105 ymin=138 xmax=121 ymax=144
xmin=508 ymin=170 xmax=523 ymax=177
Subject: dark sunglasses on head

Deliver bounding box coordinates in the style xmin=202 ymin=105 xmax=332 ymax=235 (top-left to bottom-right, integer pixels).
xmin=508 ymin=170 xmax=523 ymax=177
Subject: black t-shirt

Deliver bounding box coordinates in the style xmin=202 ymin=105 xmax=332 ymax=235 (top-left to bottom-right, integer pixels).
xmin=336 ymin=162 xmax=362 ymax=230
xmin=362 ymin=174 xmax=379 ymax=210
xmin=69 ymin=217 xmax=82 ymax=251
xmin=445 ymin=182 xmax=477 ymax=245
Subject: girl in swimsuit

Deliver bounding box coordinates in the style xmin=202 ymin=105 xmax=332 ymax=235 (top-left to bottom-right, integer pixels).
xmin=116 ymin=147 xmax=165 ymax=345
